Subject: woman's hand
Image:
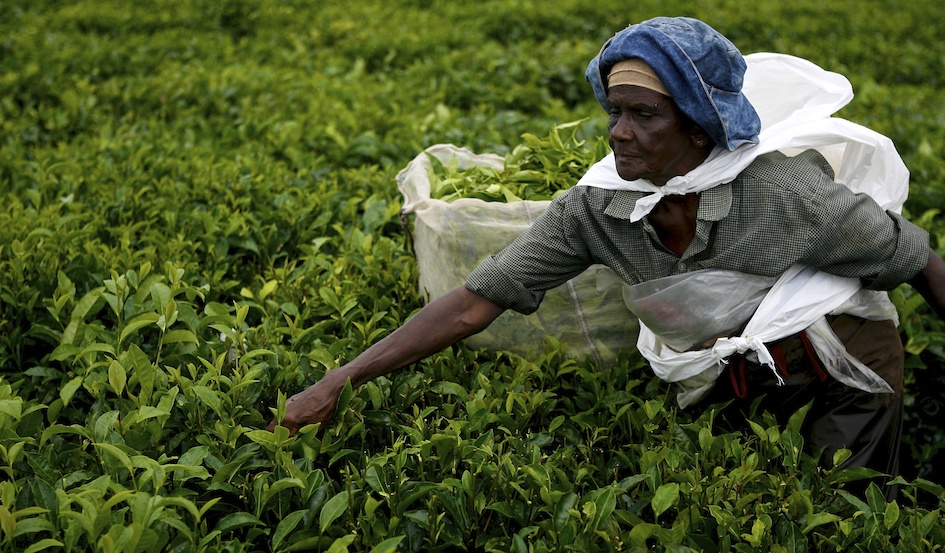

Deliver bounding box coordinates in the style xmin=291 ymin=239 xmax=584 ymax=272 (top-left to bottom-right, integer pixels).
xmin=267 ymin=368 xmax=349 ymax=435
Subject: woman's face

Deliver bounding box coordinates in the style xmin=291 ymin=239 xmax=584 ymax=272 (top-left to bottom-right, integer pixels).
xmin=606 ymin=85 xmax=708 ymax=186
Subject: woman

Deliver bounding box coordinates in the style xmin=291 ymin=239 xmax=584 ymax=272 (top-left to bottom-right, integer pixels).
xmin=270 ymin=17 xmax=945 ymax=495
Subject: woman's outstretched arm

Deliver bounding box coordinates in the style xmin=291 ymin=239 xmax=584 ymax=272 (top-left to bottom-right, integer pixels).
xmin=267 ymin=286 xmax=505 ymax=434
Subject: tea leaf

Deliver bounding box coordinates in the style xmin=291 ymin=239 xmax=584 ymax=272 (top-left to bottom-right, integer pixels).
xmin=651 ymin=483 xmax=679 ymax=518
xmin=0 ymin=399 xmax=22 ymax=420
xmin=163 ymin=329 xmax=199 ymax=345
xmin=263 ymin=478 xmax=305 ymax=507
xmin=319 ymin=490 xmax=351 ymax=533
xmin=553 ymin=492 xmax=578 ymax=531
xmin=801 ymin=512 xmax=842 ymax=534
xmin=150 ymin=282 xmax=172 ymax=310
xmin=259 ymin=280 xmax=279 ymax=300
xmin=108 ymin=360 xmax=127 ymax=396
xmin=190 ymin=386 xmax=223 ymax=418
xmin=215 ymin=512 xmax=263 ymax=534
xmin=157 ymin=496 xmax=201 ymax=521
xmin=39 ymin=424 xmax=88 ymax=448
xmin=432 ymin=381 xmax=468 ymax=400
xmin=367 ymin=536 xmax=405 ymax=553
xmin=22 ymin=539 xmax=64 ymax=553
xmin=30 ymin=479 xmax=58 ymax=528
xmin=0 ymin=506 xmax=13 ymax=541
xmin=884 ymin=501 xmax=901 ymax=530
xmin=94 ymin=443 xmax=134 ymax=474
xmin=324 ymin=534 xmax=357 ymax=553
xmin=272 ymin=510 xmax=306 ymax=551
xmin=487 ymin=501 xmax=521 ymax=521
xmin=335 ymin=378 xmax=355 ymax=416
xmin=866 ymin=483 xmax=887 ymax=514
xmin=119 ymin=313 xmax=161 ymax=344
xmin=837 ymin=490 xmax=869 ymax=513
xmin=71 ymin=288 xmax=104 ymax=322
xmin=12 ymin=517 xmax=56 ymax=538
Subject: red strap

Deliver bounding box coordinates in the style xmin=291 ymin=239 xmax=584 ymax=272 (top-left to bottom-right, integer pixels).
xmin=799 ymin=330 xmax=829 ymax=382
xmin=770 ymin=342 xmax=790 ymax=378
xmin=728 ymin=356 xmax=749 ymax=399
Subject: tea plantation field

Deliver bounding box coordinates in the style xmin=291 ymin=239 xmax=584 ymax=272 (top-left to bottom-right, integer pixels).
xmin=2 ymin=0 xmax=945 ymax=551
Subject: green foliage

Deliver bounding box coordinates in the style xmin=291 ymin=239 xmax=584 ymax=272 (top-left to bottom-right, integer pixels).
xmin=427 ymin=120 xmax=610 ymax=203
xmin=1 ymin=0 xmax=944 ymax=550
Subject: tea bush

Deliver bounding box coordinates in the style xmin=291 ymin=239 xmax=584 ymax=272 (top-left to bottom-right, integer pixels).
xmin=1 ymin=0 xmax=944 ymax=551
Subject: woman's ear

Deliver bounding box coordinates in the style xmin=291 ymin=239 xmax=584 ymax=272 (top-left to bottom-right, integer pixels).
xmin=690 ymin=129 xmax=712 ymax=149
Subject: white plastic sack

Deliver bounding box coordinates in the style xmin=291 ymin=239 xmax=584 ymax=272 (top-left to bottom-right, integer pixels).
xmin=641 ymin=266 xmax=897 ymax=407
xmin=622 ymin=269 xmax=776 ymax=352
xmin=397 ymin=144 xmax=639 ymax=363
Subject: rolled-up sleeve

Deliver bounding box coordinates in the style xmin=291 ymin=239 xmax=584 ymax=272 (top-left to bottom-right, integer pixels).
xmin=866 ymin=212 xmax=929 ymax=290
xmin=465 ymin=191 xmax=595 ymax=314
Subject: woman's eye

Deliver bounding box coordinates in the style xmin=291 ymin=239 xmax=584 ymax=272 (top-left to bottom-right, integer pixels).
xmin=608 ymin=109 xmax=656 ymax=124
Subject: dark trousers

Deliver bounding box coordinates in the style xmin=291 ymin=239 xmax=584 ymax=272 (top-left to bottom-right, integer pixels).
xmin=698 ymin=315 xmax=904 ymax=500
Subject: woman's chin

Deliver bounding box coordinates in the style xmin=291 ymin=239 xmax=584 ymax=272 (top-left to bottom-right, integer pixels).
xmin=615 ymin=167 xmax=645 ymax=182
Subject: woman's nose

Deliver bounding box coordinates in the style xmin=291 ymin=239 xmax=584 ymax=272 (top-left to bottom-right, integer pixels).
xmin=610 ymin=114 xmax=634 ymax=141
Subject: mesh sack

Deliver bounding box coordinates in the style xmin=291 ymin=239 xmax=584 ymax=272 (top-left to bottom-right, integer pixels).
xmin=397 ymin=144 xmax=639 ymax=364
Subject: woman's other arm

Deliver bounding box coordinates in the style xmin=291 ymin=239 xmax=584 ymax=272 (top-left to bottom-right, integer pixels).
xmin=909 ymin=247 xmax=945 ymax=320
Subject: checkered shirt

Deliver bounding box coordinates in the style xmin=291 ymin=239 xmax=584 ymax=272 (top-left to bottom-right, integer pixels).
xmin=466 ymin=149 xmax=930 ymax=315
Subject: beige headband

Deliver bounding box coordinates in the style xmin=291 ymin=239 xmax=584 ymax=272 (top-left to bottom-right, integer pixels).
xmin=608 ymin=58 xmax=671 ymax=97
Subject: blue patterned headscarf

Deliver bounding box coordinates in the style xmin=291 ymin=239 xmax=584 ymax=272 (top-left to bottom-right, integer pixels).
xmin=586 ymin=17 xmax=761 ymax=151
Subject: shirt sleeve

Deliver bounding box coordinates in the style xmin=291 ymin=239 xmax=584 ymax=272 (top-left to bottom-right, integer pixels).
xmin=465 ymin=190 xmax=596 ymax=314
xmin=797 ymin=151 xmax=930 ymax=290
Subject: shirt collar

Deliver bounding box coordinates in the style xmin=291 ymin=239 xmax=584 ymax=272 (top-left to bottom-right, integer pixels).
xmin=603 ymin=183 xmax=732 ymax=221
